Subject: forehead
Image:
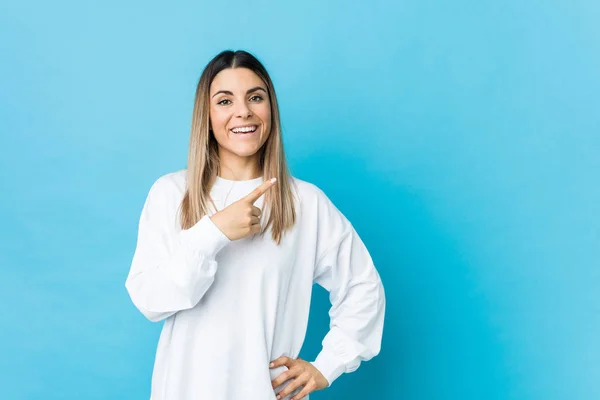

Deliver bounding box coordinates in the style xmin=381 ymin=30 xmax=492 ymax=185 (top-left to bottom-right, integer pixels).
xmin=210 ymin=68 xmax=265 ymax=94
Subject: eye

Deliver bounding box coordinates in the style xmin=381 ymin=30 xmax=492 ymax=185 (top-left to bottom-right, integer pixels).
xmin=250 ymin=95 xmax=263 ymax=102
xmin=217 ymin=99 xmax=231 ymax=105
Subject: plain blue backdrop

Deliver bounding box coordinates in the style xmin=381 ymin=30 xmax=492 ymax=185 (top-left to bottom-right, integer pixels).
xmin=1 ymin=0 xmax=598 ymax=399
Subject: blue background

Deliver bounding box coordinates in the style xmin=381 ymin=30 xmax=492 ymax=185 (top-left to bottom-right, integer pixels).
xmin=1 ymin=0 xmax=599 ymax=399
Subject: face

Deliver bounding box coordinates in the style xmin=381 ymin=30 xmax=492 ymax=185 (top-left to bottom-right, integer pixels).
xmin=209 ymin=67 xmax=272 ymax=160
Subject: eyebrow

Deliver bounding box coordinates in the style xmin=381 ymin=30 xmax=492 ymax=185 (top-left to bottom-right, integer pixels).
xmin=211 ymin=86 xmax=267 ymax=98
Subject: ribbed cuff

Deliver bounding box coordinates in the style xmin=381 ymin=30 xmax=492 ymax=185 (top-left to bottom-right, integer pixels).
xmin=310 ymin=347 xmax=346 ymax=387
xmin=179 ymin=214 xmax=231 ymax=259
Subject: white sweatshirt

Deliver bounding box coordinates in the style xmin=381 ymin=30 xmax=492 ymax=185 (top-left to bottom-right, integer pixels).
xmin=125 ymin=169 xmax=386 ymax=400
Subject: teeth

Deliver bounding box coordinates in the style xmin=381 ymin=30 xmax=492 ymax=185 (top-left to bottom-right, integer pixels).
xmin=231 ymin=125 xmax=257 ymax=133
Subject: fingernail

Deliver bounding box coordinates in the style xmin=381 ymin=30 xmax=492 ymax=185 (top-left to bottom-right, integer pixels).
xmin=269 ymin=362 xmax=274 ymax=367
xmin=270 ymin=178 xmax=277 ymax=183
xmin=276 ymin=395 xmax=280 ymax=400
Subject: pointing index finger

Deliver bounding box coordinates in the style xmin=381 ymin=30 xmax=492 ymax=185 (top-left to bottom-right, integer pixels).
xmin=245 ymin=177 xmax=277 ymax=204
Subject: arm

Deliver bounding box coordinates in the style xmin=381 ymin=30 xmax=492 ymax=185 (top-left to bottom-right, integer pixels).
xmin=124 ymin=177 xmax=231 ymax=322
xmin=310 ymin=193 xmax=386 ymax=387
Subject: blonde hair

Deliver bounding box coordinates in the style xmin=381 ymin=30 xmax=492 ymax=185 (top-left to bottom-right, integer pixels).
xmin=179 ymin=50 xmax=297 ymax=245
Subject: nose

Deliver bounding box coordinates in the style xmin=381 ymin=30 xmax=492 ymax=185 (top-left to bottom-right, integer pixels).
xmin=235 ymin=101 xmax=252 ymax=119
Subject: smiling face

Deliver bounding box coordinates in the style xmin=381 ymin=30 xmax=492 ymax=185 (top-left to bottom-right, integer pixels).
xmin=209 ymin=67 xmax=272 ymax=164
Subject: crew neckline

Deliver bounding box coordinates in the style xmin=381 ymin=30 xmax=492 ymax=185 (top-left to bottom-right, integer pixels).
xmin=212 ymin=175 xmax=264 ymax=192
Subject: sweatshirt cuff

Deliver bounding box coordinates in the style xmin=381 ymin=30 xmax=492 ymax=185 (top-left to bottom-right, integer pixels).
xmin=179 ymin=214 xmax=231 ymax=259
xmin=310 ymin=347 xmax=346 ymax=387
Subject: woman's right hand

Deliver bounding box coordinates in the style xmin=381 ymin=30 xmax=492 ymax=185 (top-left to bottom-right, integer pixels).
xmin=209 ymin=177 xmax=278 ymax=241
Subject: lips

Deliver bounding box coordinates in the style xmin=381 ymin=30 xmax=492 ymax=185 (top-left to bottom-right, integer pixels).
xmin=230 ymin=124 xmax=258 ymax=134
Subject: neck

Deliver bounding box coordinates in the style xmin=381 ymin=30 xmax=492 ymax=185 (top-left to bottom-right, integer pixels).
xmin=217 ymin=150 xmax=262 ymax=181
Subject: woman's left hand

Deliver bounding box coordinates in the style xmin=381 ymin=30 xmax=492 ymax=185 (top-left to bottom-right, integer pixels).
xmin=270 ymin=356 xmax=329 ymax=400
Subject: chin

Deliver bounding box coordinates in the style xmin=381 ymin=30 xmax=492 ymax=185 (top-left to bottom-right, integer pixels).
xmin=230 ymin=146 xmax=262 ymax=158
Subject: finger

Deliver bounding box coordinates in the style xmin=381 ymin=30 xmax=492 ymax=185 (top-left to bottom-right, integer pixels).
xmin=250 ymin=216 xmax=260 ymax=225
xmin=269 ymin=356 xmax=293 ymax=369
xmin=271 ymin=368 xmax=299 ymax=390
xmin=277 ymin=378 xmax=306 ymax=400
xmin=251 ymin=206 xmax=262 ymax=217
xmin=277 ymin=373 xmax=309 ymax=399
xmin=244 ymin=177 xmax=277 ymax=204
xmin=290 ymin=383 xmax=314 ymax=400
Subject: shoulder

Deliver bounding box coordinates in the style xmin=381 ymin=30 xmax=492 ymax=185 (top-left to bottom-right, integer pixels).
xmin=290 ymin=176 xmax=353 ymax=253
xmin=150 ymin=169 xmax=187 ymax=193
xmin=137 ymin=169 xmax=188 ymax=229
xmin=290 ymin=176 xmax=330 ymax=203
xmin=144 ymin=169 xmax=187 ymax=206
xmin=290 ymin=176 xmax=349 ymax=224
xmin=148 ymin=172 xmax=335 ymax=206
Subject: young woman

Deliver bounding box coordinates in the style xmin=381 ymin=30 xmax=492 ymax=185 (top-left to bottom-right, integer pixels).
xmin=125 ymin=50 xmax=386 ymax=400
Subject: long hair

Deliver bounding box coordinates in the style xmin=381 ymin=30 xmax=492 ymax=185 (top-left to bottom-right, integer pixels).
xmin=179 ymin=50 xmax=297 ymax=245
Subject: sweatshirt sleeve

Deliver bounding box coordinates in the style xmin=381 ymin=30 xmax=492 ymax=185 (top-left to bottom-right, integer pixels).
xmin=125 ymin=176 xmax=231 ymax=322
xmin=309 ymin=191 xmax=386 ymax=387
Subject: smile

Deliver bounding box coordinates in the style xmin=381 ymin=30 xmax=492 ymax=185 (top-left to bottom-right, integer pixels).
xmin=230 ymin=125 xmax=258 ymax=134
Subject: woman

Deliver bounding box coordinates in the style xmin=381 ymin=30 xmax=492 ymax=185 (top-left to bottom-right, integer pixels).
xmin=125 ymin=50 xmax=386 ymax=400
